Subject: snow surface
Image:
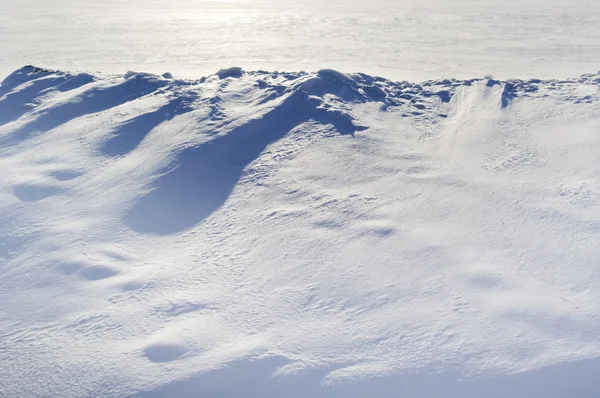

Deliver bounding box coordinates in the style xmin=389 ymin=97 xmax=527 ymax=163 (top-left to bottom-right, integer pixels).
xmin=1 ymin=65 xmax=600 ymax=397
xmin=2 ymin=0 xmax=600 ymax=82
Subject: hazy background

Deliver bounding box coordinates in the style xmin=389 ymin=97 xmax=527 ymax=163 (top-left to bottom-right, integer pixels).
xmin=1 ymin=0 xmax=599 ymax=81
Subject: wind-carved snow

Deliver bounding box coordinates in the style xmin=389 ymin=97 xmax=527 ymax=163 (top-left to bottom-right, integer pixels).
xmin=1 ymin=65 xmax=600 ymax=397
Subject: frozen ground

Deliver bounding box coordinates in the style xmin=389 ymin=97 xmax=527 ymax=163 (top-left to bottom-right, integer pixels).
xmin=1 ymin=0 xmax=600 ymax=82
xmin=0 ymin=65 xmax=599 ymax=397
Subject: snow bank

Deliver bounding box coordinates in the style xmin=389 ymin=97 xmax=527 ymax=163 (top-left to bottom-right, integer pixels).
xmin=1 ymin=65 xmax=600 ymax=397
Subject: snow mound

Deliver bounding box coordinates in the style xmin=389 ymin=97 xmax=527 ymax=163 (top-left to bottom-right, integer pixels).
xmin=1 ymin=66 xmax=600 ymax=397
xmin=216 ymin=66 xmax=244 ymax=79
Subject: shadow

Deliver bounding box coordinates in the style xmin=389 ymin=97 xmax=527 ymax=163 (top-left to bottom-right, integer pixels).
xmin=125 ymin=90 xmax=365 ymax=235
xmin=13 ymin=184 xmax=59 ymax=202
xmin=437 ymin=90 xmax=452 ymax=103
xmin=132 ymin=355 xmax=600 ymax=398
xmin=51 ymin=170 xmax=83 ymax=181
xmin=78 ymin=265 xmax=118 ymax=281
xmin=2 ymin=73 xmax=167 ymax=145
xmin=101 ymin=97 xmax=192 ymax=157
xmin=486 ymin=78 xmax=500 ymax=87
xmin=0 ymin=66 xmax=55 ymax=98
xmin=0 ymin=67 xmax=96 ymax=127
xmin=0 ymin=74 xmax=70 ymax=126
xmin=55 ymin=73 xmax=95 ymax=93
xmin=143 ymin=344 xmax=189 ymax=363
xmin=501 ymin=83 xmax=517 ymax=108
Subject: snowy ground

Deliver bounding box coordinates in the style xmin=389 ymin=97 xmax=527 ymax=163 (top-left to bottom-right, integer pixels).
xmin=0 ymin=65 xmax=599 ymax=397
xmin=1 ymin=0 xmax=600 ymax=82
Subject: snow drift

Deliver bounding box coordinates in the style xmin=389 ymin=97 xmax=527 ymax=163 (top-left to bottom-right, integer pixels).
xmin=1 ymin=65 xmax=600 ymax=397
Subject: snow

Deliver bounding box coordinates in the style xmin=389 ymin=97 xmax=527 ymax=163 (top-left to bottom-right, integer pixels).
xmin=1 ymin=65 xmax=600 ymax=397
xmin=2 ymin=1 xmax=600 ymax=395
xmin=2 ymin=0 xmax=600 ymax=82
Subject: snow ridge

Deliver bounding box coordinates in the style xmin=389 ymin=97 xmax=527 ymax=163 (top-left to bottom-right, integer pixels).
xmin=1 ymin=66 xmax=600 ymax=398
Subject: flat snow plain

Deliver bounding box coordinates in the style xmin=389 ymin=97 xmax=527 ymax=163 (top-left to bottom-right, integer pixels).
xmin=1 ymin=0 xmax=600 ymax=81
xmin=0 ymin=66 xmax=599 ymax=397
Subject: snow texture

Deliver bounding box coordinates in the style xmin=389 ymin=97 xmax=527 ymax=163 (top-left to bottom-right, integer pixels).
xmin=1 ymin=65 xmax=600 ymax=397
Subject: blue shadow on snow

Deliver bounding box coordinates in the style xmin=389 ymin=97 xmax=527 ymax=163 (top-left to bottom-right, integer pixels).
xmin=1 ymin=73 xmax=166 ymax=145
xmin=132 ymin=354 xmax=600 ymax=398
xmin=124 ymin=90 xmax=365 ymax=235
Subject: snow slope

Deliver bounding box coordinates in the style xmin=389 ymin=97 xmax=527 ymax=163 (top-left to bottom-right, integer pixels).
xmin=1 ymin=65 xmax=600 ymax=397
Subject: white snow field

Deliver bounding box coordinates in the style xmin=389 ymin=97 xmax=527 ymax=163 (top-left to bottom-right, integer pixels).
xmin=1 ymin=65 xmax=600 ymax=397
xmin=1 ymin=0 xmax=600 ymax=82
